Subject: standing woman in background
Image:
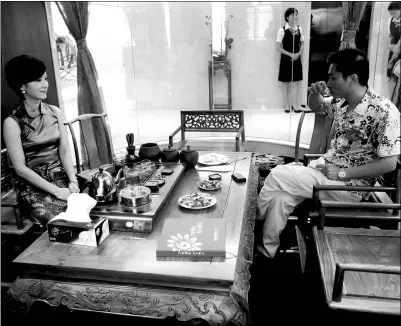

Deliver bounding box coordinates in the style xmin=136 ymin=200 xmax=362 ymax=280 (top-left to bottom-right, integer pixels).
xmin=276 ymin=7 xmax=304 ymax=113
xmin=3 ymin=55 xmax=80 ymax=227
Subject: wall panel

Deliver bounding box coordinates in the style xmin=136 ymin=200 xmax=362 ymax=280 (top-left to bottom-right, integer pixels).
xmin=1 ymin=1 xmax=59 ymax=131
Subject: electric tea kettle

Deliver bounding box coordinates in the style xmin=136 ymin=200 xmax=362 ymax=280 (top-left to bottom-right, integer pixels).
xmin=82 ymin=167 xmax=123 ymax=203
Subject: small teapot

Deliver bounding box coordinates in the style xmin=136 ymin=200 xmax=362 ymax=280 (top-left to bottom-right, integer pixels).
xmin=161 ymin=145 xmax=179 ymax=163
xmin=179 ymin=145 xmax=199 ymax=169
xmin=82 ymin=167 xmax=123 ymax=203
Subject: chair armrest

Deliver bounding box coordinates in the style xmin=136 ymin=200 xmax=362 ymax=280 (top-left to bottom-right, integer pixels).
xmin=313 ymin=185 xmax=397 ymax=193
xmin=313 ymin=184 xmax=400 ymax=229
xmin=235 ymin=125 xmax=244 ymax=140
xmin=312 ymin=185 xmax=397 ymax=206
xmin=303 ymin=154 xmax=322 ymax=166
xmin=235 ymin=126 xmax=245 ymax=152
xmin=332 ymin=262 xmax=401 ymax=302
xmin=320 ymin=200 xmax=401 ymax=211
xmin=169 ymin=126 xmax=182 ymax=147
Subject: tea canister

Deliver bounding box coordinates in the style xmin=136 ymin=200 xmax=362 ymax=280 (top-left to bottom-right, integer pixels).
xmin=138 ymin=143 xmax=161 ymax=161
xmin=179 ymin=145 xmax=199 ymax=169
xmin=160 ymin=145 xmax=179 ymax=163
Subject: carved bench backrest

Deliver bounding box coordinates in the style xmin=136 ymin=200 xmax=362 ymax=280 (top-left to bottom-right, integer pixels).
xmin=180 ymin=110 xmax=244 ymax=133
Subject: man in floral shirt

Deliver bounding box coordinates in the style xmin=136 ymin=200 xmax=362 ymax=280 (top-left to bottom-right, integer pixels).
xmin=257 ymin=48 xmax=400 ymax=259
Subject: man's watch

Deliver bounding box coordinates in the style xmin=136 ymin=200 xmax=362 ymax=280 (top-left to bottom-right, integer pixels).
xmin=337 ymin=168 xmax=347 ymax=180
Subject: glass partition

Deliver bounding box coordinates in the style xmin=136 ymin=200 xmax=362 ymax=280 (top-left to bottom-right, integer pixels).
xmin=211 ymin=2 xmax=313 ymax=145
xmin=51 ymin=2 xmax=393 ymax=157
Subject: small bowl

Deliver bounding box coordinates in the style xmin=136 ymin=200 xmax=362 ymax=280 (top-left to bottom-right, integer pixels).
xmin=208 ymin=173 xmax=222 ymax=181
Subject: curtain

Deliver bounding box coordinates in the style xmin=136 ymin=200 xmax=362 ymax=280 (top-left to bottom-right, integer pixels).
xmin=56 ymin=1 xmax=111 ymax=170
xmin=339 ymin=2 xmax=367 ymax=50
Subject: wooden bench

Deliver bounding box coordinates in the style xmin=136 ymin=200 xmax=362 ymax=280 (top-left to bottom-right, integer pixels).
xmin=168 ymin=110 xmax=245 ymax=152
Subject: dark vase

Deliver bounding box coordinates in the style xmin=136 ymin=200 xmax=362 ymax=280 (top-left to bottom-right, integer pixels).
xmin=179 ymin=145 xmax=198 ymax=169
xmin=138 ymin=143 xmax=161 ymax=161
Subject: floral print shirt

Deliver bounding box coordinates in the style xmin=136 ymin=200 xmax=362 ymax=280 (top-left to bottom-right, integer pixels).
xmin=321 ymin=87 xmax=400 ymax=198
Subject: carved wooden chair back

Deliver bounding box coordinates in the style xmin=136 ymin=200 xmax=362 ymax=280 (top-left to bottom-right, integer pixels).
xmin=169 ymin=110 xmax=245 ymax=152
xmin=64 ymin=113 xmax=114 ymax=174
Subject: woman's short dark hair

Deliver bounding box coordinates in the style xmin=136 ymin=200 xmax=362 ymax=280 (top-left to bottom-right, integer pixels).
xmin=327 ymin=48 xmax=369 ymax=86
xmin=388 ymin=2 xmax=400 ymax=11
xmin=284 ymin=8 xmax=298 ymax=22
xmin=4 ymin=54 xmax=46 ymax=99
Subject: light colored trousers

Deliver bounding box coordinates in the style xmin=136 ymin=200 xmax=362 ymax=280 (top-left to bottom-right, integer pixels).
xmin=257 ymin=162 xmax=362 ymax=258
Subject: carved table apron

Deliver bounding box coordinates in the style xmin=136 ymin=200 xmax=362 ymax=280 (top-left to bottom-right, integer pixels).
xmin=6 ymin=156 xmax=258 ymax=326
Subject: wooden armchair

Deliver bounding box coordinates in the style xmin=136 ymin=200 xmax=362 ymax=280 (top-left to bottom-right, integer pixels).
xmin=1 ymin=148 xmax=34 ymax=236
xmin=64 ymin=113 xmax=115 ymax=186
xmin=311 ymin=195 xmax=400 ymax=315
xmin=168 ymin=110 xmax=245 ymax=152
xmin=290 ymin=110 xmax=400 ymax=271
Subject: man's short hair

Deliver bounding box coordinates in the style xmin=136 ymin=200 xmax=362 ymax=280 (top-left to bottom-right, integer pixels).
xmin=284 ymin=8 xmax=298 ymax=22
xmin=327 ymin=48 xmax=369 ymax=86
xmin=388 ymin=2 xmax=400 ymax=11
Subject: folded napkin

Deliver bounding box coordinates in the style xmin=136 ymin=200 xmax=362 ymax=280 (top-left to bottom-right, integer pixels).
xmin=195 ymin=165 xmax=234 ymax=173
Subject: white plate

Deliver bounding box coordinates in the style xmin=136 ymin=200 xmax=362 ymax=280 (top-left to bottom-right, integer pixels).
xmin=178 ymin=193 xmax=217 ymax=209
xmin=198 ymin=180 xmax=222 ymax=191
xmin=198 ymin=153 xmax=229 ymax=166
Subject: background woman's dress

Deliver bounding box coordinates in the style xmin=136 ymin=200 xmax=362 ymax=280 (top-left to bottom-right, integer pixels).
xmin=278 ymin=26 xmax=303 ymax=82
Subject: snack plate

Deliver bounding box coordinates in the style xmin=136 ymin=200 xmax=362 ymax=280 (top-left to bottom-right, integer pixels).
xmin=178 ymin=194 xmax=217 ymax=209
xmin=198 ymin=180 xmax=222 ymax=191
xmin=198 ymin=153 xmax=229 ymax=166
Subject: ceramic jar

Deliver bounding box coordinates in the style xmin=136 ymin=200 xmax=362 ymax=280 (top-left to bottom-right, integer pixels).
xmin=138 ymin=143 xmax=161 ymax=161
xmin=179 ymin=145 xmax=199 ymax=169
xmin=160 ymin=145 xmax=179 ymax=163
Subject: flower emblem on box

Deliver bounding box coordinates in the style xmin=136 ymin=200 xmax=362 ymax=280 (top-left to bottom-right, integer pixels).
xmin=51 ymin=227 xmax=60 ymax=236
xmin=167 ymin=233 xmax=202 ymax=252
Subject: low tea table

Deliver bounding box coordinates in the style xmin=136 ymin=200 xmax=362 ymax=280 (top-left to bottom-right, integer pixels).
xmin=6 ymin=152 xmax=258 ymax=325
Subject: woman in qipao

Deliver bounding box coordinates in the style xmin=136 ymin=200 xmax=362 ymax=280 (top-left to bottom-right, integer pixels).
xmin=3 ymin=55 xmax=80 ymax=227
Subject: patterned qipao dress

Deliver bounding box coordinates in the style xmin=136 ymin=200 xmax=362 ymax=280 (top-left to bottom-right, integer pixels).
xmin=8 ymin=102 xmax=69 ymax=226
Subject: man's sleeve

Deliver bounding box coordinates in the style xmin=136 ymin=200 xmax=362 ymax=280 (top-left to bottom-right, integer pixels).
xmin=321 ymin=97 xmax=345 ymax=117
xmin=377 ymin=104 xmax=401 ymax=157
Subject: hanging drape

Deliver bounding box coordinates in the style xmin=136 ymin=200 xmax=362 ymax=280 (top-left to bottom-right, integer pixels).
xmin=339 ymin=2 xmax=367 ymax=50
xmin=56 ymin=1 xmax=110 ymax=170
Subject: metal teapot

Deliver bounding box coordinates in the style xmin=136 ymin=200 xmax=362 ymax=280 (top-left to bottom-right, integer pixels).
xmin=82 ymin=167 xmax=123 ymax=203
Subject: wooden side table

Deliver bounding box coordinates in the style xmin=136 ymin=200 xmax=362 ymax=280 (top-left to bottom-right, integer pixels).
xmin=208 ymin=60 xmax=232 ymax=110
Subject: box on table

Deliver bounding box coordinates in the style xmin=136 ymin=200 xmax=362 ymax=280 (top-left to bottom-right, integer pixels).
xmin=47 ymin=216 xmax=109 ymax=247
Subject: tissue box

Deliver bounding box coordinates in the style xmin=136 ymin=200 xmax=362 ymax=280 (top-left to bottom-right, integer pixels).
xmin=47 ymin=216 xmax=109 ymax=247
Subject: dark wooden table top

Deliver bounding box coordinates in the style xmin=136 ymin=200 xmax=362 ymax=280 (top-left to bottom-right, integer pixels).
xmin=14 ymin=152 xmax=255 ymax=292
